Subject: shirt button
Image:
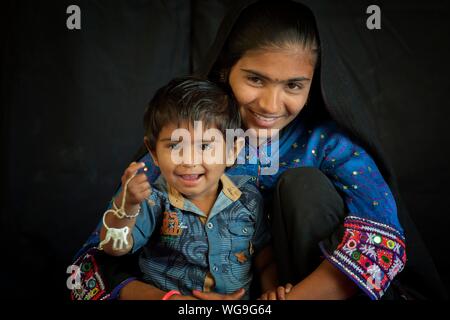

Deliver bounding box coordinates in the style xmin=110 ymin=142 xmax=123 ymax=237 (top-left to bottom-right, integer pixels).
xmin=242 ymin=228 xmax=248 ymax=234
xmin=207 ymin=222 xmax=213 ymax=229
xmin=213 ymin=266 xmax=218 ymax=272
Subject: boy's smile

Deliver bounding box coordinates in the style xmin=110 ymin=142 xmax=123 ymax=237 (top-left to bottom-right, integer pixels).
xmin=174 ymin=171 xmax=206 ymax=188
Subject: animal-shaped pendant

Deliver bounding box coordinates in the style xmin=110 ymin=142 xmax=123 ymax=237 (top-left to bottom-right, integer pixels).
xmin=98 ymin=226 xmax=129 ymax=251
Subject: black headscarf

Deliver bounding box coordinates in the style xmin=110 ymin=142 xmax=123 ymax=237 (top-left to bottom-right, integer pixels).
xmin=135 ymin=0 xmax=447 ymax=299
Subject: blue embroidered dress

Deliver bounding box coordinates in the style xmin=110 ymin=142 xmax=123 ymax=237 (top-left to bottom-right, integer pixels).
xmin=73 ymin=117 xmax=406 ymax=300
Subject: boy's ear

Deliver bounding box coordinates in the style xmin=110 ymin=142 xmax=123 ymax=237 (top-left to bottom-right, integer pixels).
xmin=144 ymin=137 xmax=159 ymax=166
xmin=226 ymin=137 xmax=245 ymax=167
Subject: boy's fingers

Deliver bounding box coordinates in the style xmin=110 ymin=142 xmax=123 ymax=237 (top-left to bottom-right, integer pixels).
xmin=192 ymin=288 xmax=244 ymax=301
xmin=192 ymin=290 xmax=222 ymax=300
xmin=124 ymin=162 xmax=146 ymax=180
xmin=137 ymin=182 xmax=151 ymax=193
xmin=126 ymin=162 xmax=145 ymax=174
xmin=128 ymin=182 xmax=150 ymax=195
xmin=142 ymin=189 xmax=151 ymax=199
xmin=229 ymin=288 xmax=245 ymax=300
xmin=132 ymin=173 xmax=149 ymax=184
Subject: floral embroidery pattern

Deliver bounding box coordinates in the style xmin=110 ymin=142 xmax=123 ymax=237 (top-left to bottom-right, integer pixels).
xmin=321 ymin=216 xmax=406 ymax=300
xmin=70 ymin=249 xmax=110 ymax=300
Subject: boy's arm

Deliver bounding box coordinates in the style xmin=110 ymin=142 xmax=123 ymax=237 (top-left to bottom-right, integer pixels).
xmin=100 ymin=161 xmax=151 ymax=256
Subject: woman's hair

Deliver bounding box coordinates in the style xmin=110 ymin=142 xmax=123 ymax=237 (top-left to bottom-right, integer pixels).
xmin=143 ymin=76 xmax=241 ymax=150
xmin=210 ymin=0 xmax=321 ymax=83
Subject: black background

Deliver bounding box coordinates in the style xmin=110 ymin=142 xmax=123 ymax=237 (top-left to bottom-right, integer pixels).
xmin=1 ymin=0 xmax=449 ymax=299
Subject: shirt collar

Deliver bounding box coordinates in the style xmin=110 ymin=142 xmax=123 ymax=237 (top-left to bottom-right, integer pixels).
xmin=153 ymin=174 xmax=242 ymax=211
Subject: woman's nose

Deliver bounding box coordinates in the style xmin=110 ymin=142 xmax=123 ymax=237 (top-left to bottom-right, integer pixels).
xmin=259 ymin=87 xmax=282 ymax=114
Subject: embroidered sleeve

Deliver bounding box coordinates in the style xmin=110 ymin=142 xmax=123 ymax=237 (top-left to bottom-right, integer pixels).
xmin=70 ymin=248 xmax=137 ymax=300
xmin=313 ymin=126 xmax=406 ymax=299
xmin=320 ymin=216 xmax=406 ymax=299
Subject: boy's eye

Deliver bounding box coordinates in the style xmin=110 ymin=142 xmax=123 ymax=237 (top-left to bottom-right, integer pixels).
xmin=201 ymin=143 xmax=213 ymax=151
xmin=168 ymin=142 xmax=182 ymax=150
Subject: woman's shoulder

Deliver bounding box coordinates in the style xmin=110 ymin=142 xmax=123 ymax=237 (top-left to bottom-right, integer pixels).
xmin=308 ymin=119 xmax=341 ymax=136
xmin=303 ymin=119 xmax=353 ymax=144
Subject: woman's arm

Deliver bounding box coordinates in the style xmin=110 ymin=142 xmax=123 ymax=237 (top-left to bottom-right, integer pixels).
xmin=285 ymin=260 xmax=358 ymax=300
xmin=311 ymin=124 xmax=406 ymax=300
xmin=254 ymin=246 xmax=278 ymax=293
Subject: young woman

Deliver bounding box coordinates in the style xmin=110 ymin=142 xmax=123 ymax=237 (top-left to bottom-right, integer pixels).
xmin=71 ymin=0 xmax=446 ymax=300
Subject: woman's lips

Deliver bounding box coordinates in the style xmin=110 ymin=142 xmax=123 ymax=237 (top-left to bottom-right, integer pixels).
xmin=248 ymin=109 xmax=284 ymax=128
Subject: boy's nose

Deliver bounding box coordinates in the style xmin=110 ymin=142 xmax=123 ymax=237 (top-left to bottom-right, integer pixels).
xmin=181 ymin=163 xmax=197 ymax=168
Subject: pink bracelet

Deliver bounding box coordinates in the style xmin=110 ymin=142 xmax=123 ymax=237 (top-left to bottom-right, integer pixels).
xmin=162 ymin=290 xmax=181 ymax=300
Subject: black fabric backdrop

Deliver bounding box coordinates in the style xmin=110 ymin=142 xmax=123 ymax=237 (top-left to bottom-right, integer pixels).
xmin=1 ymin=0 xmax=449 ymax=299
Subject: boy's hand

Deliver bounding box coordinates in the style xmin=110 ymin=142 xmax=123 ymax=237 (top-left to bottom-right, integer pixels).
xmin=258 ymin=283 xmax=293 ymax=300
xmin=192 ymin=288 xmax=246 ymax=300
xmin=115 ymin=162 xmax=151 ymax=212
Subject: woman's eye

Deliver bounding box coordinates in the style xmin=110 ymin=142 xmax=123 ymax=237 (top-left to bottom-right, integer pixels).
xmin=286 ymin=82 xmax=303 ymax=91
xmin=247 ymin=76 xmax=263 ymax=85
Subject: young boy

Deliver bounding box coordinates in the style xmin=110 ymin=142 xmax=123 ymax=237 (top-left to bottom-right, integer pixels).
xmin=98 ymin=77 xmax=277 ymax=300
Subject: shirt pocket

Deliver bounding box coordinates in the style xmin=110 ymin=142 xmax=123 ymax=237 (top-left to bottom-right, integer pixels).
xmin=228 ymin=222 xmax=255 ymax=283
xmin=229 ymin=223 xmax=255 ymax=251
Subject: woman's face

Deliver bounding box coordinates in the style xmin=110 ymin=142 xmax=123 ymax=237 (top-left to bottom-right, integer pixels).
xmin=228 ymin=47 xmax=316 ymax=134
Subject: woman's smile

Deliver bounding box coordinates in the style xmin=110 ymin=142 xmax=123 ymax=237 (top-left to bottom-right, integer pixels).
xmin=247 ymin=108 xmax=287 ymax=128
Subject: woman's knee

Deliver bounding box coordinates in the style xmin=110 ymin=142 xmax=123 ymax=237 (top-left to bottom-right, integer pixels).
xmin=274 ymin=167 xmax=346 ymax=224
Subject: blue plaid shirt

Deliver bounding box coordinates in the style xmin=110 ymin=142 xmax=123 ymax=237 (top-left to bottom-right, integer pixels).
xmin=131 ymin=174 xmax=270 ymax=299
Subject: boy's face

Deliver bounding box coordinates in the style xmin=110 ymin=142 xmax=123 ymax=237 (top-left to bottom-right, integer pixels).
xmin=147 ymin=121 xmax=234 ymax=200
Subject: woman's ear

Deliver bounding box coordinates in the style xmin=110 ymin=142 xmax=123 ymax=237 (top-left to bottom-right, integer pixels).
xmin=226 ymin=137 xmax=245 ymax=167
xmin=144 ymin=137 xmax=159 ymax=166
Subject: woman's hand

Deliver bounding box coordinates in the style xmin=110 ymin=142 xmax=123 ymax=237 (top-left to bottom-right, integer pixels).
xmin=258 ymin=283 xmax=293 ymax=300
xmin=192 ymin=288 xmax=246 ymax=300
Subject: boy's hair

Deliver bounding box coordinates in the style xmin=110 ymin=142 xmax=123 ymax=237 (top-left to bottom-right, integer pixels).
xmin=144 ymin=76 xmax=241 ymax=149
